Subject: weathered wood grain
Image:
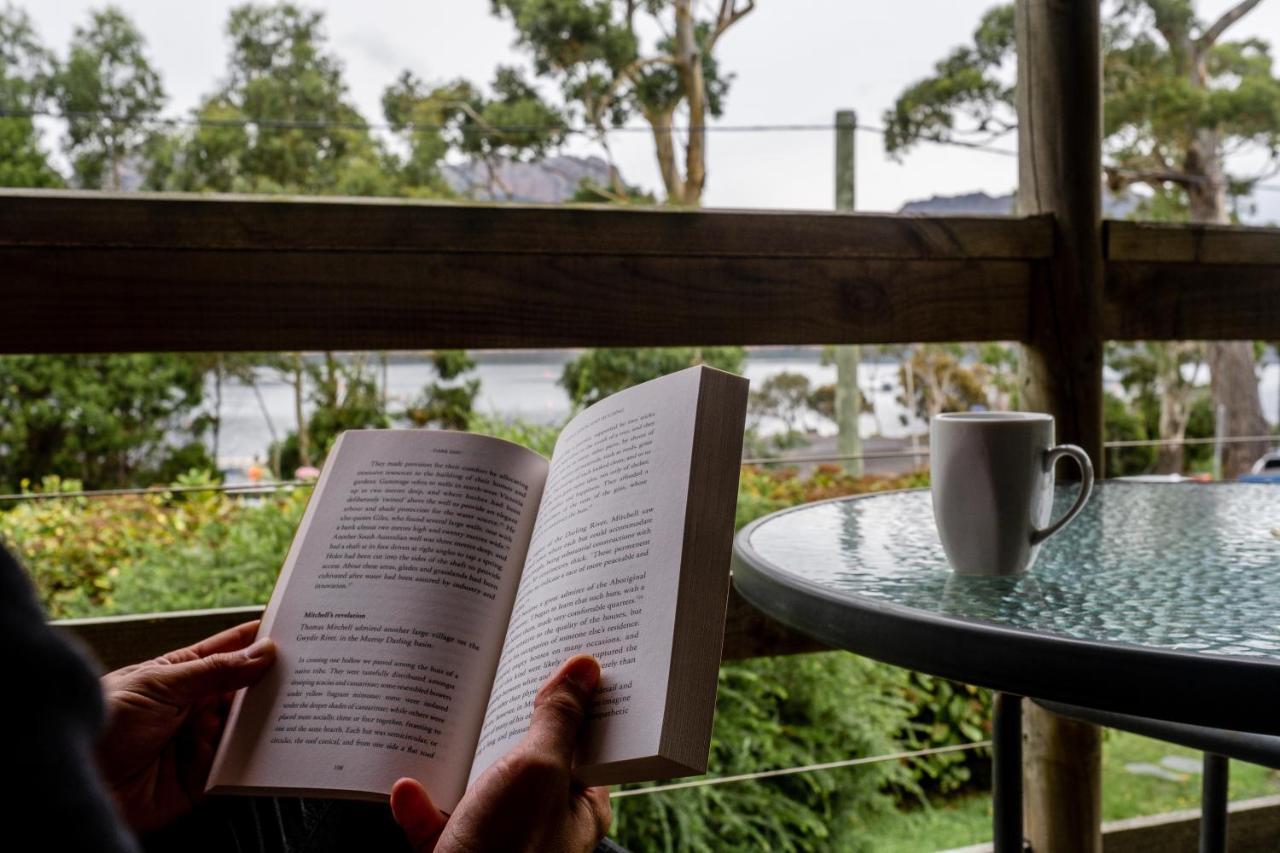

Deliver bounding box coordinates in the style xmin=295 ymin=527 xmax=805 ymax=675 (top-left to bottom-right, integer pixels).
xmin=1107 ymin=219 xmax=1280 ymax=265
xmin=1 ymin=248 xmax=1033 ymax=353
xmin=54 ymin=592 xmax=827 ymax=674
xmin=55 ymin=606 xmax=267 ymax=673
xmin=1105 ymin=262 xmax=1280 ymax=340
xmin=1015 ymin=0 xmax=1106 ymax=849
xmin=0 ymin=189 xmax=1053 ymax=260
xmin=1100 ymin=796 xmax=1280 ymax=853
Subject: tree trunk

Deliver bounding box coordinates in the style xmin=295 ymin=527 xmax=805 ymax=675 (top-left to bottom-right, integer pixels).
xmin=1153 ymin=388 xmax=1188 ymax=474
xmin=1185 ymin=129 xmax=1269 ymax=478
xmin=1208 ymin=341 xmax=1270 ymax=477
xmin=294 ymin=353 xmax=310 ymax=469
xmin=674 ymin=0 xmax=706 ymax=206
xmin=645 ymin=107 xmax=685 ymax=203
xmin=212 ymin=355 xmax=223 ymax=472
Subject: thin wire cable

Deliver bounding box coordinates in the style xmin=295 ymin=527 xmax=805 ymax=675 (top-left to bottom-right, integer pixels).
xmin=12 ymin=106 xmax=1280 ymax=187
xmin=0 ymin=108 xmax=1026 ymax=159
xmin=742 ymin=450 xmax=930 ymax=466
xmin=12 ymin=105 xmax=1280 ymax=192
xmin=0 ymin=432 xmax=1274 ymax=502
xmin=609 ymin=740 xmax=992 ymax=798
xmin=0 ymin=480 xmax=313 ymax=503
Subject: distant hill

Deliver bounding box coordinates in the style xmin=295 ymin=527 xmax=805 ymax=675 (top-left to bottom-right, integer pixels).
xmin=442 ymin=155 xmax=619 ymax=203
xmin=898 ymin=189 xmax=1139 ymax=218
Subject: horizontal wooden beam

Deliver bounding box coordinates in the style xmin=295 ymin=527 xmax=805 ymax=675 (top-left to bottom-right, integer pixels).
xmin=1104 ymin=261 xmax=1280 ymax=340
xmin=0 ymin=190 xmax=1053 ymax=260
xmin=1106 ymin=220 xmax=1280 ymax=266
xmin=55 ymin=605 xmax=268 ymax=673
xmin=54 ymin=590 xmax=824 ymax=674
xmin=2 ymin=248 xmax=1033 ymax=352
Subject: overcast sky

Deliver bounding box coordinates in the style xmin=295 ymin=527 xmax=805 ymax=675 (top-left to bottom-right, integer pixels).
xmin=24 ymin=1 xmax=1280 ymax=221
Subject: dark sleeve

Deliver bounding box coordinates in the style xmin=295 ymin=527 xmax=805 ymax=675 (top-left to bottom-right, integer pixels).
xmin=1 ymin=543 xmax=141 ymax=853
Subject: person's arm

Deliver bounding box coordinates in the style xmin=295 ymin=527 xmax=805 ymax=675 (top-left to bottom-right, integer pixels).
xmin=1 ymin=544 xmax=141 ymax=853
xmin=390 ymin=655 xmax=612 ymax=853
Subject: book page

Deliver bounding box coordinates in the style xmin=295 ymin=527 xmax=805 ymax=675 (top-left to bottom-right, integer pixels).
xmin=209 ymin=430 xmax=547 ymax=812
xmin=469 ymin=367 xmax=703 ymax=784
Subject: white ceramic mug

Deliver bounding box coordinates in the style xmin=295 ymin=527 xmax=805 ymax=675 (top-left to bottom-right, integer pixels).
xmin=930 ymin=412 xmax=1094 ymax=577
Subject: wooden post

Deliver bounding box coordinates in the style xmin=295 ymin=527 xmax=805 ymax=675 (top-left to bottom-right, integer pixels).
xmin=1015 ymin=1 xmax=1105 ymax=851
xmin=834 ymin=109 xmax=863 ymax=476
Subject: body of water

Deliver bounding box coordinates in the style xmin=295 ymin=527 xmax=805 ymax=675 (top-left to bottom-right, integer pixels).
xmin=210 ymin=350 xmax=1280 ymax=470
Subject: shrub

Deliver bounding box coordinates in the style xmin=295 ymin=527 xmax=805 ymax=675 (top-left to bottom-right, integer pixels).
xmin=1 ymin=472 xmax=307 ymax=619
xmin=612 ymin=652 xmax=916 ymax=853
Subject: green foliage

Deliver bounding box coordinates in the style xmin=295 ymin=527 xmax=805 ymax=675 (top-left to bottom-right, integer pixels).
xmin=490 ymin=0 xmax=753 ymax=204
xmin=382 ymin=66 xmax=564 ymax=200
xmin=55 ymin=6 xmax=165 ymax=189
xmin=613 ymin=653 xmax=915 ymax=853
xmin=747 ymin=371 xmax=823 ymax=453
xmin=0 ymin=354 xmax=212 ymax=492
xmin=0 ymin=472 xmax=307 ymax=618
xmin=881 ymin=4 xmax=1016 ymax=158
xmin=897 ymin=345 xmax=992 ymax=422
xmin=735 ymin=465 xmax=931 ymax=535
xmin=404 ymin=352 xmax=482 ymax=432
xmin=570 ymin=177 xmax=657 ymax=204
xmin=885 ymin=1 xmax=1280 ymax=208
xmin=467 ymin=413 xmax=562 ymax=458
xmin=0 ymin=4 xmax=63 ymax=187
xmin=148 ymin=3 xmax=398 ymax=197
xmin=894 ymin=672 xmax=992 ymax=797
xmin=560 ymin=347 xmax=746 ymax=408
xmin=1107 ymin=341 xmax=1209 ymax=473
xmin=1103 ymin=390 xmax=1157 ymax=475
xmin=271 ymin=353 xmax=390 ymax=475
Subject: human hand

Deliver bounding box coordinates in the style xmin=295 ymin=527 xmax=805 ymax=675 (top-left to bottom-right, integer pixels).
xmin=390 ymin=655 xmax=612 ymax=853
xmin=96 ymin=620 xmax=276 ymax=833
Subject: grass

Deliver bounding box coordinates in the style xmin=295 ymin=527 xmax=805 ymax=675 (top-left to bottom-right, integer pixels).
xmin=858 ymin=730 xmax=1280 ymax=852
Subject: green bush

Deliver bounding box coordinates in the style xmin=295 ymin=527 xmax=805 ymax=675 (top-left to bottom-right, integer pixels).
xmin=613 ymin=653 xmax=915 ymax=853
xmin=1 ymin=472 xmax=307 ymax=618
xmin=1103 ymin=391 xmax=1156 ymax=476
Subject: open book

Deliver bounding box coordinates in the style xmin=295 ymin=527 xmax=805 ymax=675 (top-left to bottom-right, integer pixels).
xmin=207 ymin=365 xmax=748 ymax=810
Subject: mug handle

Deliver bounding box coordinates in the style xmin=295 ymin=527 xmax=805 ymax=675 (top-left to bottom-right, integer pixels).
xmin=1030 ymin=444 xmax=1095 ymax=546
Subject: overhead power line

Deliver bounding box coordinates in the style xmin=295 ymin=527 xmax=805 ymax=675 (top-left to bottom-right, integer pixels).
xmin=0 ymin=107 xmax=1024 ymax=159
xmin=16 ymin=106 xmax=1280 ymax=189
xmin=9 ymin=107 xmax=1280 ymax=190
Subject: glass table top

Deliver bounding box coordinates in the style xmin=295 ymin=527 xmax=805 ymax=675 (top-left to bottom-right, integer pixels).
xmin=744 ymin=483 xmax=1280 ymax=662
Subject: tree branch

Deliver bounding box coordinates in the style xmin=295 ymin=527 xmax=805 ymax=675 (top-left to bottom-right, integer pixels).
xmin=1199 ymin=0 xmax=1265 ymax=49
xmin=1104 ymin=164 xmax=1195 ymax=189
xmin=589 ymin=54 xmax=678 ymax=128
xmin=708 ymin=0 xmax=754 ymax=52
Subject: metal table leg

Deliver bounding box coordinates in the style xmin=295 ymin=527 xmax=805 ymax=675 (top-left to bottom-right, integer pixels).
xmin=1201 ymin=752 xmax=1229 ymax=853
xmin=994 ymin=693 xmax=1024 ymax=853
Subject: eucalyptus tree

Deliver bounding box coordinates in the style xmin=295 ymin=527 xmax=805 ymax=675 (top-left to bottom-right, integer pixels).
xmin=56 ymin=6 xmax=164 ymax=189
xmin=491 ymin=0 xmax=755 ymax=205
xmin=0 ymin=4 xmax=62 ymax=187
xmin=884 ymin=0 xmax=1280 ymax=476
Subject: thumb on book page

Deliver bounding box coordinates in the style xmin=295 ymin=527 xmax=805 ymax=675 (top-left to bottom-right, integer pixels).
xmin=523 ymin=654 xmax=602 ymax=768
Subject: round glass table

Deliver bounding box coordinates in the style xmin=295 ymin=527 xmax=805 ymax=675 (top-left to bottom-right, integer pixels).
xmin=731 ymin=482 xmax=1280 ymax=852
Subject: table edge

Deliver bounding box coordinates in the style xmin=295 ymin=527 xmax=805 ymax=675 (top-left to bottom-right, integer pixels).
xmin=732 ymin=487 xmax=1280 ymax=736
